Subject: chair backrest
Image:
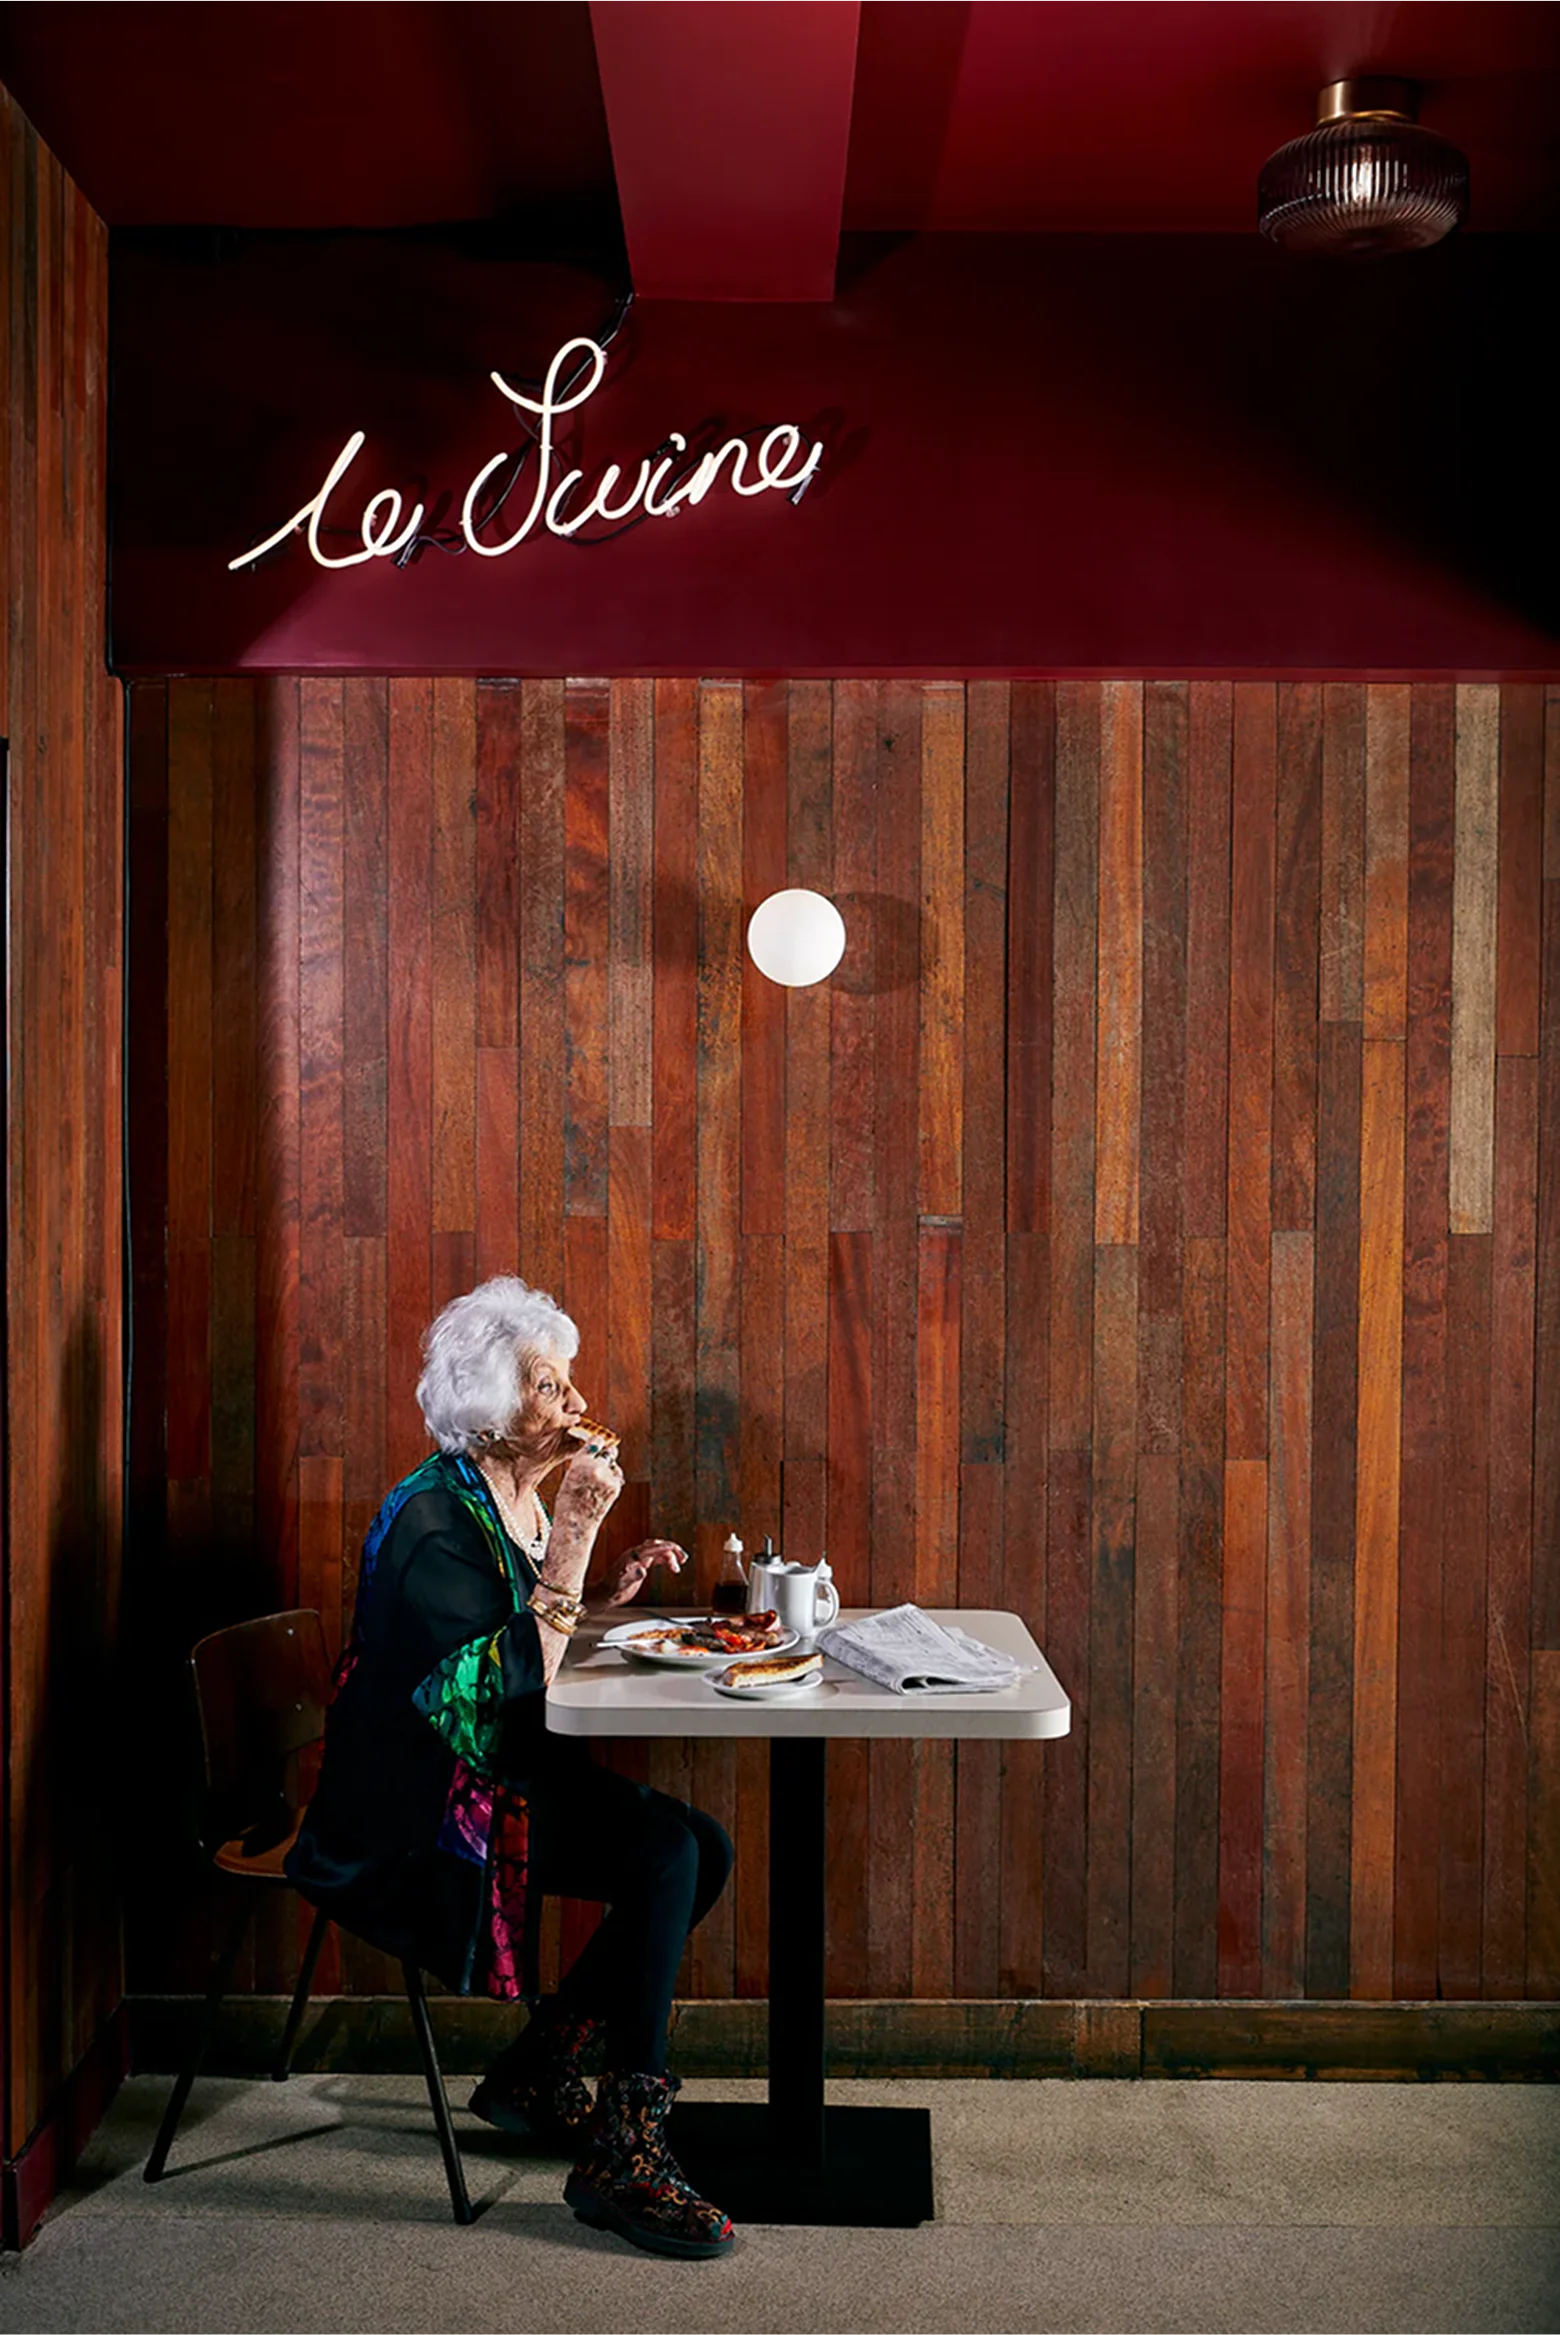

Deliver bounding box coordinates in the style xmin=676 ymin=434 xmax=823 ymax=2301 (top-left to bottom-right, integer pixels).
xmin=189 ymin=1610 xmax=332 ymax=1836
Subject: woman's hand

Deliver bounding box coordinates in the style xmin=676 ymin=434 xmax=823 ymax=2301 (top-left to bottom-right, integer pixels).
xmin=598 ymin=1539 xmax=690 ymax=1607
xmin=550 ymin=1443 xmax=624 ymax=1533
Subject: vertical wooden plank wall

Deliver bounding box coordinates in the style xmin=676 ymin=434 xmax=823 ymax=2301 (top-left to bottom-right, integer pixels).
xmin=127 ymin=677 xmax=1560 ymax=2007
xmin=1 ymin=89 xmax=124 ymax=2171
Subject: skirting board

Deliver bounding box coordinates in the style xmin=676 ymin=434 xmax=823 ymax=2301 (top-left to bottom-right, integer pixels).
xmin=1 ymin=2004 xmax=131 ymax=2251
xmin=128 ymin=1997 xmax=1559 ymax=2084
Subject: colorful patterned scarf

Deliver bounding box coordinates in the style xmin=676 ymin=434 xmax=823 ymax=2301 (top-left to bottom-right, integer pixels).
xmin=344 ymin=1449 xmax=545 ymax=1998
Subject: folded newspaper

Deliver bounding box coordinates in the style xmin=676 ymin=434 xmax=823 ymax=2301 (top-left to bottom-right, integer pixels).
xmin=820 ymin=1604 xmax=1031 ymax=1696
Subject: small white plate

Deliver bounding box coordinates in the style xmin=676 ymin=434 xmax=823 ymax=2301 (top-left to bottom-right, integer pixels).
xmin=709 ymin=1665 xmax=824 ymax=1700
xmin=602 ymin=1619 xmax=799 ymax=1669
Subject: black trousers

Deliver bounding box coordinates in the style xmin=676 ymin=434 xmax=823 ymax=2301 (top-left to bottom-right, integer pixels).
xmin=518 ymin=1753 xmax=734 ymax=2074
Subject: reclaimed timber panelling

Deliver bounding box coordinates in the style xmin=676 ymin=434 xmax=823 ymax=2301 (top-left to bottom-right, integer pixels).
xmin=1450 ymin=686 xmax=1500 ymax=1234
xmin=1001 ymin=688 xmax=1049 ymax=2023
xmin=919 ymin=687 xmax=964 ymax=1221
xmin=1050 ymin=684 xmax=1099 ymax=1454
xmin=1307 ymin=1019 xmax=1360 ymax=1996
xmin=740 ymin=681 xmax=786 ymax=1243
xmin=782 ymin=682 xmax=831 ymax=1521
xmin=1087 ymin=1241 xmax=1135 ymax=1997
xmin=166 ymin=685 xmax=214 ymax=1511
xmin=1531 ymin=1653 xmax=1560 ymax=1999
xmin=1006 ymin=681 xmax=1054 ymax=1239
xmin=1183 ymin=686 xmax=1232 ymax=1238
xmin=1442 ymin=1231 xmax=1491 ymax=1999
xmin=1094 ymin=682 xmax=1141 ymax=1247
xmin=1484 ymin=1055 xmax=1536 ymax=1996
xmin=868 ymin=685 xmax=921 ymax=2000
xmin=520 ymin=682 xmax=567 ymax=1291
xmin=1395 ymin=683 xmax=1453 ymax=2003
xmin=1131 ymin=690 xmax=1187 ymax=1997
xmin=564 ymin=683 xmax=610 ymax=1222
xmin=962 ymin=682 xmax=1007 ymax=1479
xmin=1225 ymin=684 xmax=1275 ymax=1461
xmin=124 ymin=680 xmax=1559 ymax=2019
xmin=432 ymin=683 xmax=477 ymax=1233
xmin=343 ymin=683 xmax=389 ymax=1241
xmin=1272 ymin=685 xmax=1321 ymax=1232
xmin=1 ymin=86 xmax=123 ymax=2203
xmin=1537 ymin=836 xmax=1560 ymax=1653
xmin=1042 ymin=1447 xmax=1091 ymax=1996
xmin=1219 ymin=1457 xmax=1267 ymax=1997
xmin=1352 ymin=1033 xmax=1405 ymax=2001
xmin=1363 ymin=686 xmax=1411 ymax=1042
xmin=1495 ymin=686 xmax=1543 ymax=1061
xmin=384 ymin=682 xmax=430 ymax=1491
xmin=1264 ymin=1231 xmax=1312 ymax=1998
xmin=299 ymin=680 xmax=344 ymax=1470
xmin=1320 ymin=685 xmax=1366 ymax=1026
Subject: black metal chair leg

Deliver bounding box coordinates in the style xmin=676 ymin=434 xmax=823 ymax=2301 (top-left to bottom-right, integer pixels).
xmin=272 ymin=1904 xmax=331 ymax=2080
xmin=144 ymin=1893 xmax=255 ymax=2181
xmin=402 ymin=1960 xmax=474 ymax=2226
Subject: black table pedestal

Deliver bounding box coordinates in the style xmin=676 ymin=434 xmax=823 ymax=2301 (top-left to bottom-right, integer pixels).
xmin=669 ymin=2100 xmax=934 ymax=2228
xmin=669 ymin=1735 xmax=935 ymax=2228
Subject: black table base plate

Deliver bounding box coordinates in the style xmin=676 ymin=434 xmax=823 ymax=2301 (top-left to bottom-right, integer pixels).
xmin=668 ymin=2102 xmax=934 ymax=2228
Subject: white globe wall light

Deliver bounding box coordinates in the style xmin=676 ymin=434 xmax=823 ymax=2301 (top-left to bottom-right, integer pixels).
xmin=746 ymin=889 xmax=847 ymax=987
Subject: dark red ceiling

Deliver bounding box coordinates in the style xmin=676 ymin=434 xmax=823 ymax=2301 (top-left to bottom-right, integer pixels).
xmin=845 ymin=2 xmax=1560 ymax=232
xmin=1 ymin=1 xmax=1555 ymax=285
xmin=0 ymin=2 xmax=619 ymax=232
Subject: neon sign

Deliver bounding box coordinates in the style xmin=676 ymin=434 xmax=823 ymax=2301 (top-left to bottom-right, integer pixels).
xmin=228 ymin=334 xmax=824 ymax=574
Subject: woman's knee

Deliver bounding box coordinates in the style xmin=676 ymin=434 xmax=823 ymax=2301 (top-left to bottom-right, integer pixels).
xmin=630 ymin=1800 xmax=732 ymax=1919
xmin=628 ymin=1802 xmax=705 ymax=1902
xmin=683 ymin=1805 xmax=734 ymax=1914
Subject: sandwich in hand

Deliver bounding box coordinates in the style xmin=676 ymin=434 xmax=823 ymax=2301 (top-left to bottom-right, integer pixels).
xmin=719 ymin=1648 xmax=824 ymax=1690
xmin=566 ymin=1415 xmax=620 ymax=1451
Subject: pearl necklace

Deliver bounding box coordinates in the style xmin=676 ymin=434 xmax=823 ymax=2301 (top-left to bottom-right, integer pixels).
xmin=477 ymin=1460 xmax=549 ymax=1568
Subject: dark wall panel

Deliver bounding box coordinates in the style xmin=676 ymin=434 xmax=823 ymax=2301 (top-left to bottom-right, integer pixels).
xmin=1 ymin=87 xmax=124 ymax=2167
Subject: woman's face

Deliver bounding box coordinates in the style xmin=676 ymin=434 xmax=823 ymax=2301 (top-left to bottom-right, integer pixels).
xmin=505 ymin=1347 xmax=587 ymax=1460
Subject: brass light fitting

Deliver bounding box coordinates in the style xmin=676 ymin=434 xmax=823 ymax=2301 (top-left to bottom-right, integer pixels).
xmin=1258 ymin=78 xmax=1469 ymax=255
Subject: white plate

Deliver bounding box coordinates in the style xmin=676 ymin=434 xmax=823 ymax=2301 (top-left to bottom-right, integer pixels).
xmin=602 ymin=1619 xmax=799 ymax=1669
xmin=709 ymin=1665 xmax=824 ymax=1700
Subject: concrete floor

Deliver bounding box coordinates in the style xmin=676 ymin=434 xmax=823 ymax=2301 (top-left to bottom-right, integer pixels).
xmin=1 ymin=2073 xmax=1556 ymax=2333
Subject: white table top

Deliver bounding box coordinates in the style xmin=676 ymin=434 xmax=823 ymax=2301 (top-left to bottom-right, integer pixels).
xmin=546 ymin=1609 xmax=1071 ymax=1740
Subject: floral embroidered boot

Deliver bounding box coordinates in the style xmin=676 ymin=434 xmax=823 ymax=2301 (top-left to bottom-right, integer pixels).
xmin=469 ymin=2001 xmax=600 ymax=2153
xmin=564 ymin=2070 xmax=735 ymax=2258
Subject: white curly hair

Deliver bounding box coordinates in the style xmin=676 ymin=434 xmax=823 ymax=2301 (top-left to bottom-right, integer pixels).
xmin=416 ymin=1276 xmax=579 ymax=1455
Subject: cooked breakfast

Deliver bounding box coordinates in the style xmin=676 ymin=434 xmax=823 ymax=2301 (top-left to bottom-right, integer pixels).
xmin=622 ymin=1612 xmax=788 ymax=1659
xmin=718 ymin=1648 xmax=824 ymax=1689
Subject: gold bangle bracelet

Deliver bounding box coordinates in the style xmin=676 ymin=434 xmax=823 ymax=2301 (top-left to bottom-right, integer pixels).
xmin=534 ymin=1583 xmax=584 ymax=1613
xmin=531 ymin=1601 xmax=577 ymax=1637
xmin=530 ymin=1587 xmax=577 ymax=1617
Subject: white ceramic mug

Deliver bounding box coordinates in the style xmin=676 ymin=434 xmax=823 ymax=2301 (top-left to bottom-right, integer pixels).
xmin=769 ymin=1561 xmax=840 ymax=1642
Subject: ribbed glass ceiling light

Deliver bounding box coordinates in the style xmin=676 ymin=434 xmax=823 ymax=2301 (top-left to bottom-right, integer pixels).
xmin=1258 ymin=79 xmax=1469 ymax=255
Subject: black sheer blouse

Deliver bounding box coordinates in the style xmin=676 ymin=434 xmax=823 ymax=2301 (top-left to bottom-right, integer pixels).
xmin=286 ymin=1451 xmax=581 ymax=1997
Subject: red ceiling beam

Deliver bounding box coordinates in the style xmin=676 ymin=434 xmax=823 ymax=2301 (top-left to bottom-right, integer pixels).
xmin=590 ymin=0 xmax=860 ymax=300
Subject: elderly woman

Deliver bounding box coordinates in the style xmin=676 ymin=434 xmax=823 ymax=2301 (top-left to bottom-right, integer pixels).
xmin=286 ymin=1277 xmax=735 ymax=2259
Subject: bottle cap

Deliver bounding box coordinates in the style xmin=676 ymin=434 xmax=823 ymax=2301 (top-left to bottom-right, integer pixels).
xmin=724 ymin=1532 xmax=743 ymax=1556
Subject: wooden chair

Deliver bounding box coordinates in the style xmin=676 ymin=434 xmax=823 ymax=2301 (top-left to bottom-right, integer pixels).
xmin=142 ymin=1609 xmax=473 ymax=2224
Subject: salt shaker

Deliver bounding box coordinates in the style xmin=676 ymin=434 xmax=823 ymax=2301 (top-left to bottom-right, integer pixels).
xmin=745 ymin=1533 xmax=786 ymax=1616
